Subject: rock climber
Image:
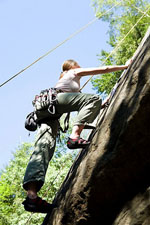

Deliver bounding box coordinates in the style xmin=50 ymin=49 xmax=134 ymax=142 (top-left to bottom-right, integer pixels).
xmin=22 ymin=59 xmax=131 ymax=213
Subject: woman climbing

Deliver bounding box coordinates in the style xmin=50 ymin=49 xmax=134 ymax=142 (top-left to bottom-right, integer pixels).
xmin=22 ymin=59 xmax=131 ymax=213
xmin=55 ymin=59 xmax=131 ymax=149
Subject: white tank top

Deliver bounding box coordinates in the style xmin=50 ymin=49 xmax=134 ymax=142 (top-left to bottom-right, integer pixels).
xmin=55 ymin=69 xmax=81 ymax=92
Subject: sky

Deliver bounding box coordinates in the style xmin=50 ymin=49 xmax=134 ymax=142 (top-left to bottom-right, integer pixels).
xmin=0 ymin=0 xmax=110 ymax=170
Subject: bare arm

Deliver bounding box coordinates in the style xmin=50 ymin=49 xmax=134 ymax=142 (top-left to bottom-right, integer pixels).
xmin=74 ymin=59 xmax=132 ymax=76
xmin=74 ymin=64 xmax=129 ymax=77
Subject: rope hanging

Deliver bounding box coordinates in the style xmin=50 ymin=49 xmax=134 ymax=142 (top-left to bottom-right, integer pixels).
xmin=25 ymin=5 xmax=150 ymax=225
xmin=131 ymin=5 xmax=150 ymax=18
xmin=12 ymin=4 xmax=150 ymax=225
xmin=0 ymin=2 xmax=120 ymax=88
xmin=80 ymin=6 xmax=150 ymax=91
xmin=5 ymin=4 xmax=122 ymax=225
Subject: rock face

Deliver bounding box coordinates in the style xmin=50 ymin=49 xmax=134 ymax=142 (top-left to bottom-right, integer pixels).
xmin=43 ymin=28 xmax=150 ymax=225
xmin=113 ymin=187 xmax=150 ymax=225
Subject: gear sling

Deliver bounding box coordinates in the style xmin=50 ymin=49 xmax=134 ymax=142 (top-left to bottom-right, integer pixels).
xmin=25 ymin=88 xmax=69 ymax=133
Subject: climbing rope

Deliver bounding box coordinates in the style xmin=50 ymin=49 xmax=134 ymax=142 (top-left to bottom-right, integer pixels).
xmin=25 ymin=5 xmax=150 ymax=224
xmin=80 ymin=6 xmax=150 ymax=91
xmin=131 ymin=5 xmax=150 ymax=18
xmin=5 ymin=4 xmax=122 ymax=225
xmin=0 ymin=2 xmax=120 ymax=88
xmin=7 ymin=3 xmax=150 ymax=225
xmin=92 ymin=6 xmax=150 ymax=130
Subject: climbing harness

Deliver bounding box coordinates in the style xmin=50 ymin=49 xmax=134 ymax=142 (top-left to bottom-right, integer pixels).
xmin=32 ymin=88 xmax=62 ymax=115
xmin=25 ymin=88 xmax=61 ymax=131
xmin=23 ymin=3 xmax=124 ymax=135
xmin=11 ymin=3 xmax=150 ymax=225
xmin=25 ymin=88 xmax=70 ymax=134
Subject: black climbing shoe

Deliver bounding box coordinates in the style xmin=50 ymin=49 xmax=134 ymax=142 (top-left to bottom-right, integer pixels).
xmin=22 ymin=196 xmax=56 ymax=213
xmin=67 ymin=137 xmax=90 ymax=149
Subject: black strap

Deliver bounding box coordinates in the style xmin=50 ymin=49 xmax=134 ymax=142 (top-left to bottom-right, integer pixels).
xmin=59 ymin=112 xmax=70 ymax=133
xmin=64 ymin=112 xmax=70 ymax=132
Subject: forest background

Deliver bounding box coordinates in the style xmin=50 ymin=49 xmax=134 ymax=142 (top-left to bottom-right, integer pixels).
xmin=0 ymin=0 xmax=150 ymax=224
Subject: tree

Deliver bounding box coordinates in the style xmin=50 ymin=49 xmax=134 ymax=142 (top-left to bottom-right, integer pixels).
xmin=91 ymin=0 xmax=150 ymax=94
xmin=0 ymin=132 xmax=78 ymax=224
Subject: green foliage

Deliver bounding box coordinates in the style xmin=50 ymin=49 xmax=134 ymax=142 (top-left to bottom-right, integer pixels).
xmin=0 ymin=134 xmax=78 ymax=225
xmin=0 ymin=143 xmax=33 ymax=225
xmin=91 ymin=0 xmax=150 ymax=94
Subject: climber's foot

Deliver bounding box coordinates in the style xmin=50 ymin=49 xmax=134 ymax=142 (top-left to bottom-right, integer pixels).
xmin=67 ymin=137 xmax=90 ymax=149
xmin=22 ymin=196 xmax=56 ymax=213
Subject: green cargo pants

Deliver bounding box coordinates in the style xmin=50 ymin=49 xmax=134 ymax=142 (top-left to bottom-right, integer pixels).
xmin=23 ymin=93 xmax=101 ymax=191
xmin=56 ymin=92 xmax=102 ymax=126
xmin=23 ymin=120 xmax=59 ymax=191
